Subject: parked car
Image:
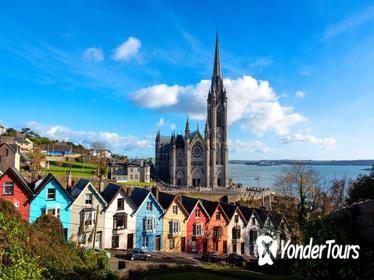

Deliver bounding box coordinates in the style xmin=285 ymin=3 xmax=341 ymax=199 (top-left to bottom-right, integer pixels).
xmin=125 ymin=248 xmax=151 ymax=261
xmin=227 ymin=253 xmax=244 ymax=266
xmin=201 ymin=252 xmax=219 ymax=262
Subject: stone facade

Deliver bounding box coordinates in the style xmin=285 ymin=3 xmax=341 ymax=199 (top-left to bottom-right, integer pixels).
xmin=155 ymin=34 xmax=229 ymax=189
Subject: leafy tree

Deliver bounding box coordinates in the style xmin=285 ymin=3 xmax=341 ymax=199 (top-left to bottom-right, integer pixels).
xmin=0 ymin=200 xmax=43 ymax=280
xmin=348 ymin=166 xmax=374 ymax=204
xmin=3 ymin=127 xmax=17 ymax=137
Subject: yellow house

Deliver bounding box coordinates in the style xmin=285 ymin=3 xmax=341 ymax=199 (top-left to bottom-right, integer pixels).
xmin=158 ymin=192 xmax=188 ymax=253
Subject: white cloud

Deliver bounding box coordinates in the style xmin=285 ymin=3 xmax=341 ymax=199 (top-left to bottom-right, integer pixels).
xmin=250 ymin=57 xmax=273 ymax=68
xmin=112 ymin=37 xmax=141 ymax=61
xmin=130 ymin=75 xmax=306 ymax=135
xmin=26 ymin=121 xmax=151 ymax=151
xmin=295 ymin=90 xmax=306 ymax=98
xmin=82 ymin=47 xmax=104 ymax=62
xmin=170 ymin=123 xmax=176 ymax=130
xmin=229 ymin=139 xmax=275 ymax=154
xmin=282 ymin=133 xmax=337 ymax=149
xmin=156 ymin=118 xmax=165 ymax=127
xmin=323 ymin=4 xmax=374 ymax=40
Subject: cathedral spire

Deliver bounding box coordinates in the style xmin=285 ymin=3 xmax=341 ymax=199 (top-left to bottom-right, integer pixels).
xmin=212 ymin=32 xmax=222 ymax=79
xmin=185 ymin=115 xmax=190 ymax=138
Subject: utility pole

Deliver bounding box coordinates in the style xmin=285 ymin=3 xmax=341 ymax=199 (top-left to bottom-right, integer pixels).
xmin=91 ymin=205 xmax=99 ymax=250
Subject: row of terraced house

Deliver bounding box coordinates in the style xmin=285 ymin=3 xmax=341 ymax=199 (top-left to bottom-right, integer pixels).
xmin=0 ymin=167 xmax=290 ymax=257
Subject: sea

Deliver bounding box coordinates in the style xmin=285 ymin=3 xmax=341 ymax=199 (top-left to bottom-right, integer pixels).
xmin=229 ymin=164 xmax=371 ymax=189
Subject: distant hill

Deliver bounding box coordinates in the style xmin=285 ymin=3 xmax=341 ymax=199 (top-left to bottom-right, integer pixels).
xmin=229 ymin=159 xmax=374 ymax=166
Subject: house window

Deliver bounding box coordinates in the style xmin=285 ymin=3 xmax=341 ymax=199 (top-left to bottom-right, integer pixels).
xmin=251 ymin=217 xmax=256 ymax=225
xmin=193 ymin=223 xmax=202 ymax=236
xmin=84 ymin=211 xmax=96 ymax=226
xmin=112 ymin=235 xmax=119 ymax=248
xmin=78 ymin=233 xmax=86 ymax=245
xmin=213 ymin=226 xmax=222 ymax=238
xmin=47 ymin=189 xmax=56 ymax=200
xmin=142 ymin=236 xmax=149 ymax=248
xmin=3 ymin=182 xmax=14 ymax=195
xmin=234 ymin=214 xmax=239 ymax=223
xmin=216 ymin=212 xmax=221 ymax=220
xmin=195 ymin=208 xmax=200 ymax=217
xmin=85 ymin=193 xmax=93 ymax=205
xmin=146 ymin=201 xmax=152 ymax=211
xmin=143 ymin=218 xmax=155 ymax=232
xmin=249 ymin=230 xmax=257 ymax=242
xmin=169 ymin=238 xmax=175 ymax=249
xmin=172 ymin=205 xmax=178 ymax=215
xmin=232 ymin=226 xmax=241 ymax=240
xmin=5 ymin=148 xmax=9 ymax=157
xmin=192 ymin=240 xmax=197 ymax=252
xmin=44 ymin=208 xmax=60 ymax=219
xmin=113 ymin=213 xmax=127 ymax=229
xmin=117 ymin=198 xmax=124 ymax=210
xmin=168 ymin=221 xmax=180 ymax=234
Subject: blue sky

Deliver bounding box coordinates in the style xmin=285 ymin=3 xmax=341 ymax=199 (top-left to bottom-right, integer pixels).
xmin=1 ymin=0 xmax=374 ymax=160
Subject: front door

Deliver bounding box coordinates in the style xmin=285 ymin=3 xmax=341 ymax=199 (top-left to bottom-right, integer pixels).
xmin=127 ymin=234 xmax=134 ymax=250
xmin=181 ymin=237 xmax=186 ymax=252
xmin=241 ymin=242 xmax=245 ymax=255
xmin=95 ymin=232 xmax=102 ymax=249
xmin=203 ymin=241 xmax=207 ymax=252
xmin=156 ymin=235 xmax=161 ymax=251
xmin=223 ymin=241 xmax=227 ymax=254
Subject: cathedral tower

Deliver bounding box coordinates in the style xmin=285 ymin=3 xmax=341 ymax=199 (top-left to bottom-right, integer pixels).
xmin=207 ymin=33 xmax=228 ymax=188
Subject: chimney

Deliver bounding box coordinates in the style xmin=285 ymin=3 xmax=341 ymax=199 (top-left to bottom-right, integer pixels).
xmin=98 ymin=176 xmax=105 ymax=193
xmin=67 ymin=170 xmax=73 ymax=192
xmin=126 ymin=187 xmax=133 ymax=197
xmin=151 ymin=185 xmax=159 ymax=200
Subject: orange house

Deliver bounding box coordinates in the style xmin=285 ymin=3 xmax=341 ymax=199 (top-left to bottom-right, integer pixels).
xmin=202 ymin=200 xmax=230 ymax=255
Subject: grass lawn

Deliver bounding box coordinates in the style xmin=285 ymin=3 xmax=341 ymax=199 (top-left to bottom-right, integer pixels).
xmin=45 ymin=161 xmax=97 ymax=177
xmin=144 ymin=272 xmax=232 ymax=280
xmin=144 ymin=266 xmax=288 ymax=280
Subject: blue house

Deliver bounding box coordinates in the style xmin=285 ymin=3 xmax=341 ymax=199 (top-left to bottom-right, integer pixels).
xmin=131 ymin=188 xmax=164 ymax=251
xmin=29 ymin=173 xmax=73 ymax=240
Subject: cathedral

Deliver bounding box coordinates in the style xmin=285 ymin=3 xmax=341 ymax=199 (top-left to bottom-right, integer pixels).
xmin=155 ymin=34 xmax=229 ymax=189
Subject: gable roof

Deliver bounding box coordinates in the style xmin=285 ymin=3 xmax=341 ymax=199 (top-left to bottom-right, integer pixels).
xmin=71 ymin=179 xmax=107 ymax=206
xmin=30 ymin=173 xmax=73 ymax=202
xmin=269 ymin=212 xmax=285 ymax=229
xmin=201 ymin=199 xmax=218 ymax=217
xmin=190 ymin=130 xmax=204 ymax=142
xmin=0 ymin=167 xmax=33 ymax=197
xmin=101 ymin=183 xmax=122 ymax=205
xmin=238 ymin=206 xmax=254 ymax=222
xmin=131 ymin=187 xmax=164 ymax=214
xmin=221 ymin=203 xmax=246 ymax=224
xmin=254 ymin=208 xmax=269 ymax=225
xmin=180 ymin=196 xmax=210 ymax=220
xmin=158 ymin=192 xmax=189 ymax=217
xmin=0 ymin=142 xmax=18 ymax=154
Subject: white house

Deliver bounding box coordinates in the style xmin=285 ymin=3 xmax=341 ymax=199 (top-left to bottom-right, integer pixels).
xmin=222 ymin=203 xmax=247 ymax=255
xmin=239 ymin=206 xmax=262 ymax=257
xmin=101 ymin=183 xmax=137 ymax=250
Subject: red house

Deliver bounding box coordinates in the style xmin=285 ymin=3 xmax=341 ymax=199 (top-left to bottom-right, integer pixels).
xmin=181 ymin=196 xmax=210 ymax=253
xmin=0 ymin=167 xmax=33 ymax=221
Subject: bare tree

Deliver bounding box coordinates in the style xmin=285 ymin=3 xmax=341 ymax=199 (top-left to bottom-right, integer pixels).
xmin=274 ymin=163 xmax=321 ymax=232
xmin=29 ymin=147 xmax=46 ymax=180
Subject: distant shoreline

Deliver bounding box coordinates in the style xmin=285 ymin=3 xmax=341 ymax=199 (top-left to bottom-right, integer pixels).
xmin=229 ymin=160 xmax=374 ymax=167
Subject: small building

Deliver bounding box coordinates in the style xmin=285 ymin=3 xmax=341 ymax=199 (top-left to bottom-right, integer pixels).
xmin=158 ymin=191 xmax=188 ymax=253
xmin=70 ymin=179 xmax=107 ymax=249
xmin=89 ymin=148 xmax=112 ymax=158
xmin=41 ymin=143 xmax=73 ymax=156
xmin=15 ymin=137 xmax=34 ymax=153
xmin=131 ymin=187 xmax=164 ymax=251
xmin=101 ymin=183 xmax=137 ymax=250
xmin=29 ymin=174 xmax=73 ymax=240
xmin=239 ymin=206 xmax=262 ymax=257
xmin=221 ymin=203 xmax=247 ymax=255
xmin=0 ymin=167 xmax=33 ymax=221
xmin=109 ymin=160 xmax=150 ymax=183
xmin=0 ymin=125 xmax=6 ymax=135
xmin=202 ymin=199 xmax=230 ymax=255
xmin=0 ymin=143 xmax=21 ymax=172
xmin=181 ymin=196 xmax=210 ymax=253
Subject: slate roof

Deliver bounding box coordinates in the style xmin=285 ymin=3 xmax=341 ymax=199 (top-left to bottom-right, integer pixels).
xmin=220 ymin=203 xmax=237 ymax=220
xmin=101 ymin=183 xmax=122 ymax=204
xmin=255 ymin=208 xmax=269 ymax=225
xmin=0 ymin=143 xmax=18 ymax=154
xmin=131 ymin=187 xmax=151 ymax=207
xmin=71 ymin=179 xmax=90 ymax=198
xmin=176 ymin=135 xmax=185 ymax=148
xmin=238 ymin=206 xmax=255 ymax=222
xmin=31 ymin=173 xmax=73 ymax=201
xmin=201 ymin=199 xmax=218 ymax=217
xmin=180 ymin=195 xmax=199 ymax=214
xmin=158 ymin=191 xmax=176 ymax=210
xmin=1 ymin=167 xmax=33 ymax=197
xmin=270 ymin=212 xmax=284 ymax=229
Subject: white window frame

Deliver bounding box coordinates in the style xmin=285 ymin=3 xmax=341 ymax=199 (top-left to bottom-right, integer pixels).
xmin=44 ymin=207 xmax=61 ymax=219
xmin=169 ymin=238 xmax=175 ymax=249
xmin=168 ymin=220 xmax=180 ymax=234
xmin=85 ymin=193 xmax=93 ymax=205
xmin=84 ymin=211 xmax=96 ymax=226
xmin=172 ymin=205 xmax=178 ymax=215
xmin=146 ymin=201 xmax=152 ymax=212
xmin=143 ymin=217 xmax=155 ymax=232
xmin=193 ymin=223 xmax=202 ymax=236
xmin=47 ymin=188 xmax=56 ymax=200
xmin=3 ymin=182 xmax=14 ymax=195
xmin=195 ymin=208 xmax=200 ymax=217
xmin=142 ymin=236 xmax=149 ymax=248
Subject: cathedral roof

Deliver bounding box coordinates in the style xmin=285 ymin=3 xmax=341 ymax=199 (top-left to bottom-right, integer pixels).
xmin=159 ymin=136 xmax=171 ymax=145
xmin=189 ymin=130 xmax=204 ymax=142
xmin=176 ymin=134 xmax=185 ymax=148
